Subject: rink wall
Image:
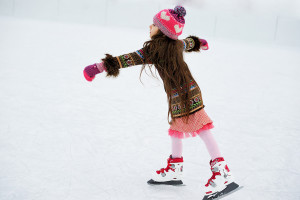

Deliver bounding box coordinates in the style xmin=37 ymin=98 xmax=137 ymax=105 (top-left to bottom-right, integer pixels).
xmin=0 ymin=0 xmax=300 ymax=46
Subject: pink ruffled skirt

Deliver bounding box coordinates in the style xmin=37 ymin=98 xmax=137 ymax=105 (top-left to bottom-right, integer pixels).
xmin=168 ymin=108 xmax=214 ymax=139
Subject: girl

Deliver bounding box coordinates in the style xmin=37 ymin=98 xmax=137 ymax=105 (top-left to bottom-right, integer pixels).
xmin=83 ymin=5 xmax=239 ymax=199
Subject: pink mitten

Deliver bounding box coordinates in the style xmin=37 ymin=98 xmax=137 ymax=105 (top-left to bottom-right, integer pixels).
xmin=199 ymin=38 xmax=209 ymax=50
xmin=83 ymin=62 xmax=107 ymax=82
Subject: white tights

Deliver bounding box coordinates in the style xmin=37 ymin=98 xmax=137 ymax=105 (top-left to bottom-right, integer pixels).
xmin=171 ymin=130 xmax=222 ymax=160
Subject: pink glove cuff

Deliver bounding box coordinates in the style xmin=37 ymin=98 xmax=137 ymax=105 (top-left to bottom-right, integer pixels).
xmin=96 ymin=62 xmax=107 ymax=73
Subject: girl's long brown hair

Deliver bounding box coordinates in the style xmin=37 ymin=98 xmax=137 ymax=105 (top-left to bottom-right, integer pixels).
xmin=139 ymin=30 xmax=196 ymax=125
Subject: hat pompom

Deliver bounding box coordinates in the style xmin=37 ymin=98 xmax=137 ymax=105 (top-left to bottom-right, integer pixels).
xmin=174 ymin=6 xmax=186 ymax=17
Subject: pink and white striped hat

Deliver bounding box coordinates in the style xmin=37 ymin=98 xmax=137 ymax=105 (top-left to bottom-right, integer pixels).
xmin=153 ymin=6 xmax=186 ymax=40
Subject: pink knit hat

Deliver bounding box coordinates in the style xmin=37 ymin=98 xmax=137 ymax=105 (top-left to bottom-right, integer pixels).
xmin=153 ymin=6 xmax=186 ymax=40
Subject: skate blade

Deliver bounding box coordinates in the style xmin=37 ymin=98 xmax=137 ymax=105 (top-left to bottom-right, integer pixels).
xmin=203 ymin=182 xmax=243 ymax=200
xmin=147 ymin=179 xmax=184 ymax=186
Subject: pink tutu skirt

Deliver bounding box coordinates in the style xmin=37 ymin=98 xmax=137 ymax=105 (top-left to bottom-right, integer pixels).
xmin=168 ymin=108 xmax=214 ymax=139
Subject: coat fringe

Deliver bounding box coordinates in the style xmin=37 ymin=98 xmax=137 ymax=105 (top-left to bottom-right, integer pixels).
xmin=101 ymin=54 xmax=120 ymax=77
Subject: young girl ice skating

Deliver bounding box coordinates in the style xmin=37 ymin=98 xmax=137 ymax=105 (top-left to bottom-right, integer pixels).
xmin=83 ymin=6 xmax=239 ymax=199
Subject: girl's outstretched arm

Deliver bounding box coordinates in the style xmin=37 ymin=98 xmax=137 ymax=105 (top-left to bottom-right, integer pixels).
xmin=83 ymin=48 xmax=145 ymax=81
xmin=180 ymin=36 xmax=209 ymax=52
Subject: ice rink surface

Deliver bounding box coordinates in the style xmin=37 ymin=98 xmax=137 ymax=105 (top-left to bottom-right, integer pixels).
xmin=0 ymin=16 xmax=300 ymax=200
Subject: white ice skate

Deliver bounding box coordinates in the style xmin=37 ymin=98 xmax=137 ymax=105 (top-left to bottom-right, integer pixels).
xmin=203 ymin=157 xmax=240 ymax=200
xmin=147 ymin=155 xmax=184 ymax=185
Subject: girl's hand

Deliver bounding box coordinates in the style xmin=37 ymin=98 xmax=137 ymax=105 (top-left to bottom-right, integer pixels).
xmin=199 ymin=38 xmax=209 ymax=50
xmin=83 ymin=62 xmax=107 ymax=82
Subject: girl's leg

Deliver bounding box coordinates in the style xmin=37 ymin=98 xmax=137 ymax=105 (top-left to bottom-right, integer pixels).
xmin=171 ymin=136 xmax=183 ymax=158
xmin=198 ymin=129 xmax=222 ymax=160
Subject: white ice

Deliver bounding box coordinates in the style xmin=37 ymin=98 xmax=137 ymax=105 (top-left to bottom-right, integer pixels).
xmin=0 ymin=16 xmax=300 ymax=200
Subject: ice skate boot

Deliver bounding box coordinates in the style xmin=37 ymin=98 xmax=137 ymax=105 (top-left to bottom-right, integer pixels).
xmin=203 ymin=157 xmax=239 ymax=200
xmin=147 ymin=155 xmax=183 ymax=185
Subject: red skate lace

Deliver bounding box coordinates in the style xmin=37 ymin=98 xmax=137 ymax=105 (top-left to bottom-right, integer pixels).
xmin=205 ymin=170 xmax=221 ymax=187
xmin=156 ymin=163 xmax=175 ymax=174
